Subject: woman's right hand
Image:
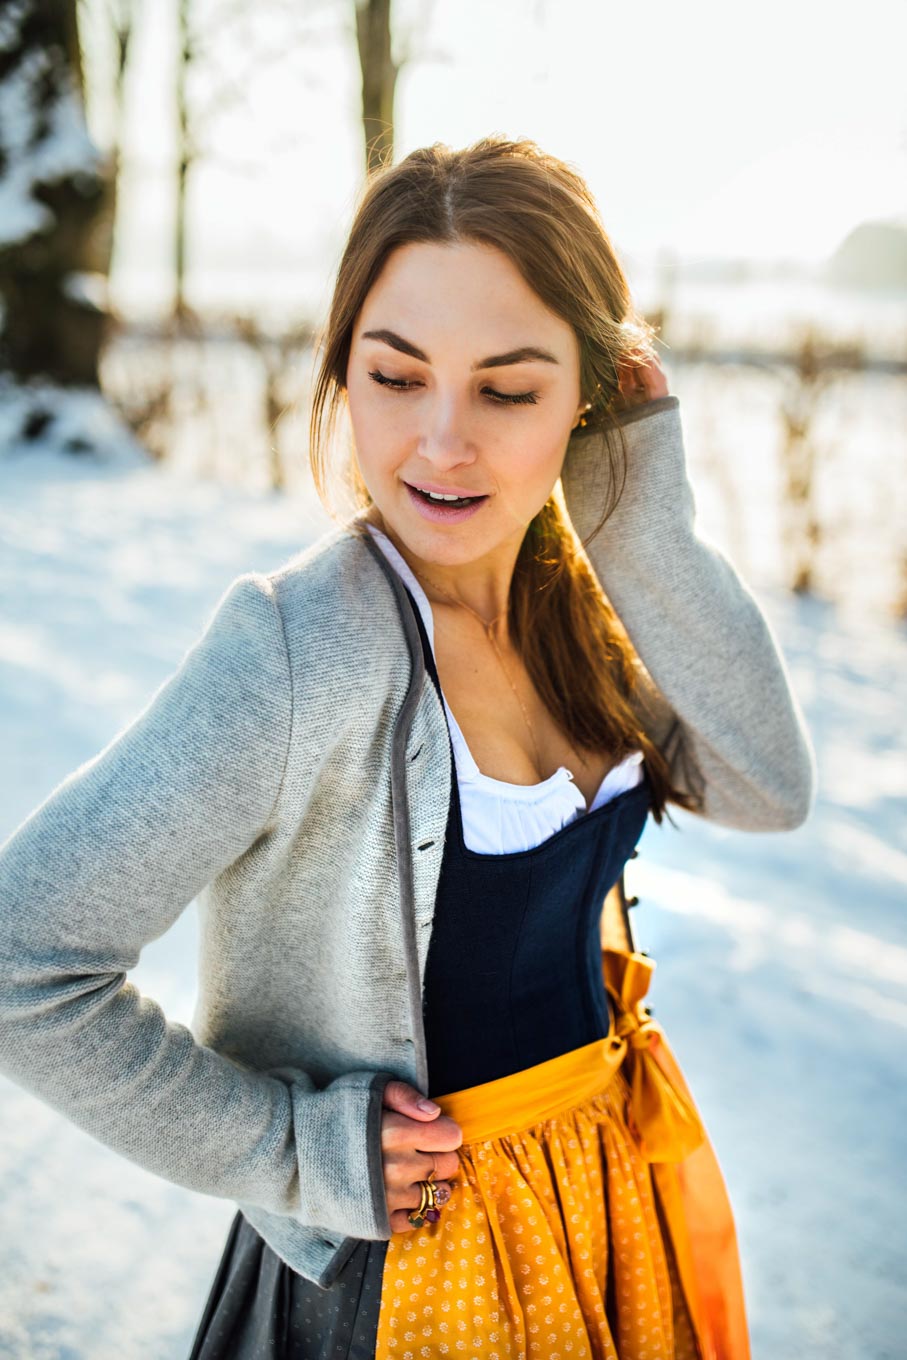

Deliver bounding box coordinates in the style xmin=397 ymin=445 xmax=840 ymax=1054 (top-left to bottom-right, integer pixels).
xmin=380 ymin=1080 xmax=463 ymax=1233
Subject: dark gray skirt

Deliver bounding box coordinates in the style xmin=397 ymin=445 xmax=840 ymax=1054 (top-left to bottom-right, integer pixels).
xmin=187 ymin=1210 xmax=388 ymax=1359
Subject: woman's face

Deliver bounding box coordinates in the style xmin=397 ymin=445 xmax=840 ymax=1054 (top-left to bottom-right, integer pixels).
xmin=346 ymin=240 xmax=588 ymax=573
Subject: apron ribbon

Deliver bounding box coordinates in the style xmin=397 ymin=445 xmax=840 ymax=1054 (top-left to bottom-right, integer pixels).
xmin=604 ymin=945 xmax=706 ymax=1163
xmin=602 ymin=944 xmax=752 ymax=1360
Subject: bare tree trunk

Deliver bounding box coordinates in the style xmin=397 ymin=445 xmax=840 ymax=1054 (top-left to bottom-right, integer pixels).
xmin=777 ymin=329 xmax=828 ymax=595
xmin=0 ymin=0 xmax=109 ymax=386
xmin=354 ymin=0 xmax=398 ymax=176
xmin=76 ymin=0 xmax=137 ymax=290
xmin=174 ymin=0 xmax=193 ymax=325
xmin=62 ymin=0 xmax=84 ymax=99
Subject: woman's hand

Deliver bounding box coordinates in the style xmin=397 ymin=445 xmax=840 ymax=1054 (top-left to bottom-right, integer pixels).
xmin=380 ymin=1080 xmax=463 ymax=1233
xmin=613 ymin=350 xmax=670 ymax=412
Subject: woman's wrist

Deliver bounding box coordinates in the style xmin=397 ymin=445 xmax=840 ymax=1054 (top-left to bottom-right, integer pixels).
xmin=605 ymin=393 xmax=680 ymax=428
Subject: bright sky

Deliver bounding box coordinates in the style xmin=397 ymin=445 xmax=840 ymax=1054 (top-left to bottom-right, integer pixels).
xmin=81 ymin=0 xmax=907 ymax=313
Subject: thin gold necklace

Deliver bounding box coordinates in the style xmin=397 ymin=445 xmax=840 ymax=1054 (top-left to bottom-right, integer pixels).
xmin=408 ymin=562 xmax=549 ymax=780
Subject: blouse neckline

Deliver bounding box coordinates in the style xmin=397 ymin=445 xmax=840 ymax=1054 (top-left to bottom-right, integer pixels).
xmin=364 ymin=523 xmax=643 ymax=811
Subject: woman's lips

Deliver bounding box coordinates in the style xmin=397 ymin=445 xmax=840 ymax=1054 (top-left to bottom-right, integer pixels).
xmin=404 ymin=482 xmax=489 ymax=523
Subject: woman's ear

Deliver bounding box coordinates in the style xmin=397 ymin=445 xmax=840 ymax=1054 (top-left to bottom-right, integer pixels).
xmin=572 ymin=401 xmax=592 ymax=431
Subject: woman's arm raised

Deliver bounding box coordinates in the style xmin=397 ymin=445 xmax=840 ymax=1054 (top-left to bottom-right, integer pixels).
xmin=0 ymin=572 xmax=394 ymax=1242
xmin=560 ymin=375 xmax=817 ymax=831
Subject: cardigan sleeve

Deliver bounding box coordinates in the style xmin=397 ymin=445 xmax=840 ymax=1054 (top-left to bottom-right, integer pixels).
xmin=0 ymin=572 xmax=394 ymax=1243
xmin=560 ymin=395 xmax=817 ymax=831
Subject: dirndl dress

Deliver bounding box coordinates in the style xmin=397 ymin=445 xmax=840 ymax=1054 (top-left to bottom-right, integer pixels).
xmin=187 ymin=594 xmax=751 ymax=1359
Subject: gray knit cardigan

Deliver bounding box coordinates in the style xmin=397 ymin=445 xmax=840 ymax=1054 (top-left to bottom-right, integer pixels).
xmin=0 ymin=396 xmax=817 ymax=1288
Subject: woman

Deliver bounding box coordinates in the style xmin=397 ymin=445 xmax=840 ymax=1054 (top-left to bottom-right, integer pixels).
xmin=0 ymin=138 xmax=815 ymax=1359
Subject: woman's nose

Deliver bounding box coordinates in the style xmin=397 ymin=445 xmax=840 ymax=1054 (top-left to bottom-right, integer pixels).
xmin=419 ymin=394 xmax=477 ymax=468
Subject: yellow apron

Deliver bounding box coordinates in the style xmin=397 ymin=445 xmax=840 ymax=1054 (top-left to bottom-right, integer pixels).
xmin=374 ymin=888 xmax=751 ymax=1359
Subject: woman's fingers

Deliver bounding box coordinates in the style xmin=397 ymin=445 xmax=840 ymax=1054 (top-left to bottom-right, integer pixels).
xmin=390 ymin=1207 xmax=423 ymax=1233
xmin=386 ymin=1177 xmax=456 ymax=1211
xmin=380 ymin=1136 xmax=462 ymax=1234
xmin=388 ymin=1158 xmax=462 ymax=1234
xmin=616 ymin=351 xmax=669 ymax=406
xmin=421 ymin=1148 xmax=461 ymax=1182
xmin=380 ymin=1098 xmax=463 ymax=1232
xmin=386 ymin=1174 xmax=458 ymax=1233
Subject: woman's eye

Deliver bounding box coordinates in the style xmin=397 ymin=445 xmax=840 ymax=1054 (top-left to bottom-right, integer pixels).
xmin=367 ymin=369 xmax=538 ymax=406
xmin=368 ymin=369 xmax=415 ymax=392
xmin=488 ymin=388 xmax=539 ymax=406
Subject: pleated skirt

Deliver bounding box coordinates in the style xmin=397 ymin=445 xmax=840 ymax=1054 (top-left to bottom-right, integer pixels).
xmin=187 ymin=1032 xmax=704 ymax=1359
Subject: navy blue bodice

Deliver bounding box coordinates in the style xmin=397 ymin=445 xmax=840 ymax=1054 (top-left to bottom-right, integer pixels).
xmin=406 ymin=589 xmax=653 ymax=1098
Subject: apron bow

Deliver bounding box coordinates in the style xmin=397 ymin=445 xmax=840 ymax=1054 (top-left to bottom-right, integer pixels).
xmin=604 ymin=946 xmax=706 ymax=1163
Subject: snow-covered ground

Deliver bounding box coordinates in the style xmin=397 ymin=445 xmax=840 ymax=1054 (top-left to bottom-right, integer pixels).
xmin=0 ymin=443 xmax=904 ymax=1360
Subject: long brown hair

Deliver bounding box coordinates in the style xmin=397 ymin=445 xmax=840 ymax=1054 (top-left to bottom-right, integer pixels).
xmin=308 ymin=135 xmax=697 ymax=825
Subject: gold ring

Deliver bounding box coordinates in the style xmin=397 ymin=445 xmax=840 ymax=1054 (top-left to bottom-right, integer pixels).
xmin=407 ymin=1177 xmax=441 ymax=1227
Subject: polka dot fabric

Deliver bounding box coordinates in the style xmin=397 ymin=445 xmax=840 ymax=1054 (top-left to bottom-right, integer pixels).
xmin=186 ymin=1210 xmax=387 ymax=1357
xmin=186 ymin=946 xmax=750 ymax=1359
xmin=374 ymin=1037 xmax=702 ymax=1359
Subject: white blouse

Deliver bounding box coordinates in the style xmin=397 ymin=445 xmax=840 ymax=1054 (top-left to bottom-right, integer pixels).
xmin=366 ymin=524 xmax=645 ymax=854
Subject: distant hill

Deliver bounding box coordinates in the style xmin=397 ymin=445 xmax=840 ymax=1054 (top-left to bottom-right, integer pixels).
xmin=826 ymin=220 xmax=907 ymax=289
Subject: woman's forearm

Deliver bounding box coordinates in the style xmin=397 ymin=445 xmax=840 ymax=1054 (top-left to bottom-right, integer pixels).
xmin=561 ymin=397 xmax=817 ymax=831
xmin=0 ymin=573 xmax=393 ymax=1240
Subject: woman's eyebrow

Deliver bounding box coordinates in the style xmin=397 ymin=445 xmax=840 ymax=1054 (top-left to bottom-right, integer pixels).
xmin=360 ymin=328 xmax=560 ymax=370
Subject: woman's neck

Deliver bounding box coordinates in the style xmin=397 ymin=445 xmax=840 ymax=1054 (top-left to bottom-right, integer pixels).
xmin=365 ymin=506 xmax=521 ymax=628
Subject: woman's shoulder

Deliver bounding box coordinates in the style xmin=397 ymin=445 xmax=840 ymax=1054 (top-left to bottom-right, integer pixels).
xmin=250 ymin=520 xmax=411 ymax=698
xmin=264 ymin=519 xmax=387 ymax=602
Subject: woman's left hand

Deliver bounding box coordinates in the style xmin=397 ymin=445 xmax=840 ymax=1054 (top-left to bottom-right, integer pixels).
xmin=614 ymin=351 xmax=670 ymax=410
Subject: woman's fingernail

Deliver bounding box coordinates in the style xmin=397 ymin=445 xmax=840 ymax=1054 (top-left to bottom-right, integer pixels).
xmin=417 ymin=1098 xmax=440 ymax=1113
